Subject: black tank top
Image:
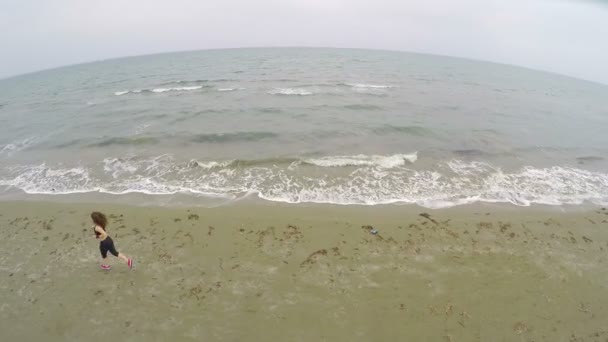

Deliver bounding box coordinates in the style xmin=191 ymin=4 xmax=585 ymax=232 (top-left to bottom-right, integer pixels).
xmin=93 ymin=226 xmax=106 ymax=238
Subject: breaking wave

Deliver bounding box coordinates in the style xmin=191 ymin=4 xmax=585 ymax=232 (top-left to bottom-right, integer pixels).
xmin=217 ymin=88 xmax=245 ymax=92
xmin=303 ymin=153 xmax=418 ymax=168
xmin=114 ymin=86 xmax=209 ymax=96
xmin=343 ymin=83 xmax=396 ymax=89
xmin=267 ymin=88 xmax=314 ymax=96
xmin=0 ymin=137 xmax=36 ymax=156
xmin=1 ymin=155 xmax=607 ymax=209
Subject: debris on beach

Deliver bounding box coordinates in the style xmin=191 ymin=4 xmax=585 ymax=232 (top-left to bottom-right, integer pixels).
xmin=419 ymin=212 xmax=439 ymax=225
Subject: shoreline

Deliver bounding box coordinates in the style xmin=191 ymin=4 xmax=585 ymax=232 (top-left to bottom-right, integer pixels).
xmin=0 ymin=188 xmax=604 ymax=213
xmin=1 ymin=200 xmax=607 ymax=341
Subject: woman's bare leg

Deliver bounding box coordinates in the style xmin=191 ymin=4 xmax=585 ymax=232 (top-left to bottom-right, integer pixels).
xmin=117 ymin=253 xmax=129 ymax=263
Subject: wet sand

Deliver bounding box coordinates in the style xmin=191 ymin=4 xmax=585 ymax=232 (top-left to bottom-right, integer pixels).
xmin=1 ymin=201 xmax=607 ymax=341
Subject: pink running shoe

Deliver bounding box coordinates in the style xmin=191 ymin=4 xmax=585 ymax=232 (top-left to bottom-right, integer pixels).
xmin=127 ymin=259 xmax=133 ymax=269
xmin=100 ymin=264 xmax=111 ymax=270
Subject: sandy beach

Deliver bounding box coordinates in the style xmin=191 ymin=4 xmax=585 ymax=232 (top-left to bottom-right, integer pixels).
xmin=1 ymin=200 xmax=607 ymax=341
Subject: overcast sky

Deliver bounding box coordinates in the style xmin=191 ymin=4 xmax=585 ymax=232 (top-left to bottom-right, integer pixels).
xmin=1 ymin=0 xmax=607 ymax=83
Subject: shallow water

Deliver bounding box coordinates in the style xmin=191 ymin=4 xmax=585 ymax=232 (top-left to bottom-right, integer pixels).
xmin=1 ymin=48 xmax=607 ymax=207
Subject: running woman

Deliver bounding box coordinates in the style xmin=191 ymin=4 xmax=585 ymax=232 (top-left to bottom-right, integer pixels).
xmin=91 ymin=211 xmax=133 ymax=270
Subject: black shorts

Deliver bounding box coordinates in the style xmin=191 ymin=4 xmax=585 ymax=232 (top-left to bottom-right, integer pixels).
xmin=99 ymin=236 xmax=119 ymax=258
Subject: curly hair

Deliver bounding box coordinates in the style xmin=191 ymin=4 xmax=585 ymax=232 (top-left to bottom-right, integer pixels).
xmin=91 ymin=212 xmax=108 ymax=229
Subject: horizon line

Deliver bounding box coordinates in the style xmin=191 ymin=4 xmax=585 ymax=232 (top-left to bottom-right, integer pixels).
xmin=1 ymin=46 xmax=606 ymax=87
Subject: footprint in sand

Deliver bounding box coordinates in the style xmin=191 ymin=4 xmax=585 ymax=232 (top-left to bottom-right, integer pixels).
xmin=256 ymin=225 xmax=303 ymax=258
xmin=42 ymin=220 xmax=53 ymax=230
xmin=300 ymin=249 xmax=328 ymax=267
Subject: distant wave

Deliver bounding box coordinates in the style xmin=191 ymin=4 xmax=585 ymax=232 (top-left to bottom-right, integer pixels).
xmin=258 ymin=78 xmax=298 ymax=82
xmin=189 ymin=131 xmax=278 ymax=143
xmin=88 ymin=136 xmax=160 ymax=147
xmin=267 ymin=88 xmax=313 ymax=96
xmin=256 ymin=107 xmax=283 ymax=114
xmin=81 ymin=131 xmax=279 ymax=147
xmin=343 ymin=104 xmax=383 ymax=111
xmin=160 ymin=79 xmax=237 ymax=85
xmin=263 ymin=83 xmax=396 ymax=96
xmin=372 ymin=125 xmax=434 ymax=136
xmin=2 ymin=156 xmax=607 ymax=208
xmin=577 ymin=156 xmax=604 ymax=164
xmin=452 ymin=149 xmax=488 ymax=157
xmin=114 ymin=85 xmax=209 ymax=96
xmin=115 ymin=79 xmax=245 ymax=95
xmin=217 ymin=88 xmax=245 ymax=92
xmin=152 ymin=86 xmax=204 ymax=93
xmin=343 ymin=83 xmax=396 ymax=89
xmin=114 ymin=90 xmax=138 ymax=96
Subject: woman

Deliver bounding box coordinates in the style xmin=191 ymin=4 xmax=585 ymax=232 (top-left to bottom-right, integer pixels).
xmin=91 ymin=211 xmax=133 ymax=270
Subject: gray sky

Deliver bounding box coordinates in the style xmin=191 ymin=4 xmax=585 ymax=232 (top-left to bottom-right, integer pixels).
xmin=1 ymin=0 xmax=607 ymax=83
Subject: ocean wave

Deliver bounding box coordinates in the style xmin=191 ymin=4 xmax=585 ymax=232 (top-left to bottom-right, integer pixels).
xmin=344 ymin=83 xmax=396 ymax=89
xmin=187 ymin=160 xmax=235 ymax=169
xmin=55 ymin=132 xmax=279 ymax=148
xmin=114 ymin=85 xmax=208 ymax=96
xmin=0 ymin=137 xmax=36 ymax=156
xmin=217 ymin=88 xmax=245 ymax=92
xmin=258 ymin=78 xmax=298 ymax=82
xmin=189 ymin=132 xmax=278 ymax=143
xmin=267 ymin=88 xmax=313 ymax=96
xmin=114 ymin=90 xmax=142 ymax=96
xmin=262 ymin=83 xmax=395 ymax=96
xmin=452 ymin=149 xmax=488 ymax=157
xmin=103 ymin=158 xmax=139 ymax=178
xmin=159 ymin=79 xmax=237 ymax=85
xmin=152 ymin=86 xmax=204 ymax=93
xmin=88 ymin=136 xmax=160 ymax=147
xmin=343 ymin=104 xmax=383 ymax=111
xmin=1 ymin=164 xmax=94 ymax=194
xmin=256 ymin=107 xmax=283 ymax=114
xmin=2 ymin=157 xmax=607 ymax=209
xmin=577 ymin=156 xmax=604 ymax=164
xmin=372 ymin=125 xmax=434 ymax=136
xmin=303 ymin=153 xmax=418 ymax=168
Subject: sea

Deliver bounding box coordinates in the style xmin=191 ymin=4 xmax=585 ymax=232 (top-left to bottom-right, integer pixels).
xmin=0 ymin=48 xmax=607 ymax=208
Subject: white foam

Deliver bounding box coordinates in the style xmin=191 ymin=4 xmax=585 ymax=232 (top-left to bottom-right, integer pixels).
xmin=2 ymin=158 xmax=607 ymax=209
xmin=188 ymin=160 xmax=234 ymax=169
xmin=447 ymin=160 xmax=495 ymax=176
xmin=0 ymin=164 xmax=94 ymax=194
xmin=305 ymin=153 xmax=417 ymax=168
xmin=217 ymin=88 xmax=245 ymax=92
xmin=346 ymin=83 xmax=395 ymax=89
xmin=103 ymin=158 xmax=138 ymax=179
xmin=114 ymin=89 xmax=143 ymax=96
xmin=0 ymin=137 xmax=36 ymax=156
xmin=114 ymin=86 xmax=203 ymax=96
xmin=267 ymin=88 xmax=313 ymax=96
xmin=151 ymin=86 xmax=203 ymax=93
